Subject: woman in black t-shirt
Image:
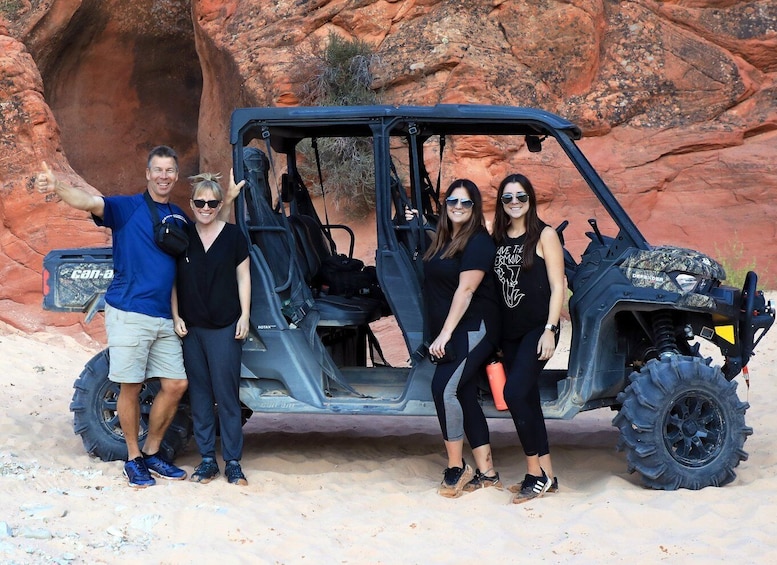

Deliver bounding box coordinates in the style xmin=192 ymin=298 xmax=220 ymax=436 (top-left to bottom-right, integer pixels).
xmin=423 ymin=179 xmax=502 ymax=498
xmin=492 ymin=173 xmax=565 ymax=504
xmin=172 ymin=172 xmax=251 ymax=486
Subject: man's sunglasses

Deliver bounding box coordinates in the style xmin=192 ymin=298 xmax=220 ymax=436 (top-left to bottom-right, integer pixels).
xmin=445 ymin=197 xmax=475 ymax=209
xmin=500 ymin=192 xmax=530 ymax=204
xmin=193 ymin=199 xmax=221 ymax=209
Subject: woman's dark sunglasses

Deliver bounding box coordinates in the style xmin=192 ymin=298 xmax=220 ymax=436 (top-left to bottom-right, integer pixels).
xmin=193 ymin=199 xmax=221 ymax=209
xmin=500 ymin=192 xmax=530 ymax=204
xmin=445 ymin=197 xmax=475 ymax=209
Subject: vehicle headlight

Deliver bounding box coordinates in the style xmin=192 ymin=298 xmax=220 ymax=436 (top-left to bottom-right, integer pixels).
xmin=674 ymin=273 xmax=701 ymax=293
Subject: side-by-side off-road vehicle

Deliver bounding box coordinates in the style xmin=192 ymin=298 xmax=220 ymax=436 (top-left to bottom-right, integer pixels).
xmin=43 ymin=105 xmax=774 ymax=490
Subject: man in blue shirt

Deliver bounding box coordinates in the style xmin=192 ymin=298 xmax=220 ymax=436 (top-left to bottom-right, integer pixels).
xmin=37 ymin=146 xmax=241 ymax=488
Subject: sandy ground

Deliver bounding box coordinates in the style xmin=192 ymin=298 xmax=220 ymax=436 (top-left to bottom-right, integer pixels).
xmin=1 ymin=303 xmax=777 ymax=564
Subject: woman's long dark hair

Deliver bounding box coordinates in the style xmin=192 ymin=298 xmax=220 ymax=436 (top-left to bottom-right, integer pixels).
xmin=424 ymin=179 xmax=486 ymax=260
xmin=492 ymin=173 xmax=543 ymax=269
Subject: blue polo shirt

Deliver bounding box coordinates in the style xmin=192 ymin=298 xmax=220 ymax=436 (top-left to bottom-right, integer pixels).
xmin=95 ymin=193 xmax=188 ymax=319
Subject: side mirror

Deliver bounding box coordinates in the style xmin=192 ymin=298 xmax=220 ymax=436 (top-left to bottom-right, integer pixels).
xmin=526 ymin=135 xmax=543 ymax=153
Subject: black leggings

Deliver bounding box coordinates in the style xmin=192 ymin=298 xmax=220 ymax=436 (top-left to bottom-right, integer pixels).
xmin=502 ymin=326 xmax=557 ymax=457
xmin=431 ymin=321 xmax=494 ymax=448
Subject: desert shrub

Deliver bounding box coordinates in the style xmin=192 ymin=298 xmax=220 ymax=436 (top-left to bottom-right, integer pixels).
xmin=714 ymin=239 xmax=762 ymax=289
xmin=0 ymin=0 xmax=22 ymax=16
xmin=293 ymin=33 xmax=381 ymax=217
xmin=297 ymin=32 xmax=379 ymax=107
xmin=296 ymin=136 xmax=376 ymax=216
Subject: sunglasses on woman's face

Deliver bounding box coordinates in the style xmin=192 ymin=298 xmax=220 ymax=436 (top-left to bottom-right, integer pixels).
xmin=500 ymin=192 xmax=530 ymax=204
xmin=192 ymin=199 xmax=221 ymax=209
xmin=445 ymin=197 xmax=475 ymax=209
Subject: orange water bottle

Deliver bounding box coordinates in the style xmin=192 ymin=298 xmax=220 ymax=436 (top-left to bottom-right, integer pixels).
xmin=486 ymin=359 xmax=508 ymax=410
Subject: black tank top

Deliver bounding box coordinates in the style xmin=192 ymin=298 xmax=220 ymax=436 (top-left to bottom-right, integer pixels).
xmin=494 ymin=232 xmax=551 ymax=340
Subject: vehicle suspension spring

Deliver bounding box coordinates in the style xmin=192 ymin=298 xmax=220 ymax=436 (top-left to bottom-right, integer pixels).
xmin=652 ymin=311 xmax=678 ymax=359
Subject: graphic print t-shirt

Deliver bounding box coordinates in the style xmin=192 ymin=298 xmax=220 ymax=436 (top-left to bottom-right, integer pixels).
xmin=494 ymin=232 xmax=551 ymax=340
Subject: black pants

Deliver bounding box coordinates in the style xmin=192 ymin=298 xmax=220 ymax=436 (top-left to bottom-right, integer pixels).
xmin=182 ymin=323 xmax=244 ymax=462
xmin=502 ymin=326 xmax=557 ymax=457
xmin=431 ymin=321 xmax=494 ymax=448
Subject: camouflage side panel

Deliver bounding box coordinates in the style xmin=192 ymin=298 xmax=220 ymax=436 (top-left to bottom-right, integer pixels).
xmin=619 ymin=246 xmax=725 ymax=309
xmin=621 ymin=246 xmax=725 ymax=279
xmin=676 ymin=292 xmax=717 ymax=309
xmin=48 ymin=261 xmax=113 ymax=311
xmin=42 ymin=250 xmax=114 ymax=312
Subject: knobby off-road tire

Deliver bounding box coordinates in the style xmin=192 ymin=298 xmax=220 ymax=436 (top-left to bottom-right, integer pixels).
xmin=69 ymin=349 xmax=193 ymax=462
xmin=613 ymin=355 xmax=751 ymax=490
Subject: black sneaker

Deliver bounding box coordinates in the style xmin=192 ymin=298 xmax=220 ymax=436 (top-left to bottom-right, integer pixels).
xmin=511 ymin=470 xmax=551 ymax=504
xmin=510 ymin=475 xmax=558 ymax=494
xmin=438 ymin=460 xmax=474 ymax=498
xmin=143 ymin=452 xmax=187 ymax=480
xmin=190 ymin=458 xmax=220 ymax=484
xmin=225 ymin=460 xmax=248 ymax=486
xmin=123 ymin=456 xmax=156 ymax=488
xmin=463 ymin=468 xmax=503 ymax=492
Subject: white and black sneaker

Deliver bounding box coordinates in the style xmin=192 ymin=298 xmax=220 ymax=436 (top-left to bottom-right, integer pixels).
xmin=511 ymin=469 xmax=551 ymax=504
xmin=509 ymin=475 xmax=558 ymax=494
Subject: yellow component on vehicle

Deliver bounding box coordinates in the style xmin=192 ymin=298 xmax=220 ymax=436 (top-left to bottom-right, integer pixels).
xmin=715 ymin=324 xmax=735 ymax=344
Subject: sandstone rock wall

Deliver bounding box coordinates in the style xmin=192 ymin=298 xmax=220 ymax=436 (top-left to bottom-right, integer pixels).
xmin=1 ymin=0 xmax=775 ymax=339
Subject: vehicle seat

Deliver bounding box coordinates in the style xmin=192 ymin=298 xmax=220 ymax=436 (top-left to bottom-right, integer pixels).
xmin=241 ymin=146 xmax=383 ymax=328
xmin=288 ymin=213 xmax=383 ymax=327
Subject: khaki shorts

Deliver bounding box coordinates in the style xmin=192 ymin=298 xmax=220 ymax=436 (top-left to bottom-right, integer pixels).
xmin=105 ymin=304 xmax=186 ymax=384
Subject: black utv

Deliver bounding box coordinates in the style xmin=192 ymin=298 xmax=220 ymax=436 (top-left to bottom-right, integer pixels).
xmin=43 ymin=104 xmax=774 ymax=490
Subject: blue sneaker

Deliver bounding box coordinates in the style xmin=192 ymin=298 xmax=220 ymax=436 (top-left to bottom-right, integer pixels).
xmin=143 ymin=452 xmax=187 ymax=480
xmin=123 ymin=456 xmax=156 ymax=488
xmin=225 ymin=460 xmax=248 ymax=486
xmin=190 ymin=457 xmax=220 ymax=484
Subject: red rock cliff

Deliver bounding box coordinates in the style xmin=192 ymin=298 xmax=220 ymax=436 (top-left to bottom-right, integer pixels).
xmin=1 ymin=0 xmax=775 ymax=340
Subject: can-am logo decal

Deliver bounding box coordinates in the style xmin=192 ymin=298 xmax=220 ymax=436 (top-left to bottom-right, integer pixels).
xmin=69 ymin=268 xmax=114 ymax=280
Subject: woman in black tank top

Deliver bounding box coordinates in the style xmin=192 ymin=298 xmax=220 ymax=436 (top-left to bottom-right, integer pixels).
xmin=492 ymin=173 xmax=566 ymax=504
